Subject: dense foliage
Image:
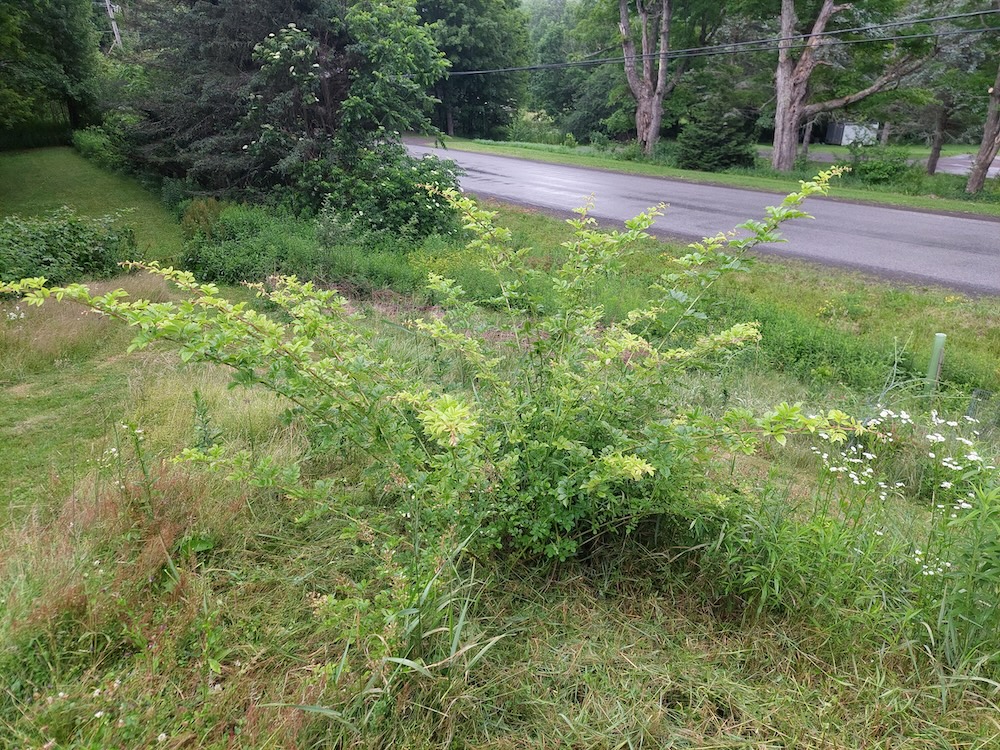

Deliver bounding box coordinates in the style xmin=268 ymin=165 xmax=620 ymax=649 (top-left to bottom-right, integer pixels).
xmin=675 ymin=99 xmax=756 ymax=171
xmin=0 ymin=0 xmax=100 ymax=146
xmin=83 ymin=0 xmax=448 ymax=207
xmin=0 ymin=209 xmax=138 ymax=284
xmin=7 ymin=172 xmax=860 ymax=562
xmin=419 ymin=0 xmax=531 ymax=138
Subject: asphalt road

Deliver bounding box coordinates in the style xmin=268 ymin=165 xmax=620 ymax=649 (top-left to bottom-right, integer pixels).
xmin=408 ymin=144 xmax=1000 ymax=295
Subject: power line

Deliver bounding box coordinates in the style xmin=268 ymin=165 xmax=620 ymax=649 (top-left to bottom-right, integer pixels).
xmin=448 ymin=8 xmax=1000 ymax=77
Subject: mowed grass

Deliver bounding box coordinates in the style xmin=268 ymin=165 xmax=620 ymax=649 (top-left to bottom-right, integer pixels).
xmin=1 ymin=149 xmax=186 ymax=515
xmin=0 ymin=147 xmax=184 ymax=261
xmin=0 ymin=274 xmax=178 ymax=518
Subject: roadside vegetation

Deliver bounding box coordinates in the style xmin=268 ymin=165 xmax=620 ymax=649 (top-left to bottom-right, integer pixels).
xmin=3 ymin=0 xmax=1000 ymax=747
xmin=3 ymin=147 xmax=1000 ymax=749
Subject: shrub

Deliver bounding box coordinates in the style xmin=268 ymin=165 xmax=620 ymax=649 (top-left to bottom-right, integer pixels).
xmin=504 ymin=113 xmax=563 ymax=145
xmin=72 ymin=127 xmax=124 ymax=171
xmin=618 ymin=141 xmax=643 ymax=161
xmin=161 ymin=177 xmax=200 ymax=212
xmin=182 ymin=201 xmax=424 ymax=288
xmin=588 ymin=131 xmax=610 ymax=151
xmin=288 ymin=141 xmax=461 ymax=239
xmin=650 ymin=139 xmax=679 ymax=167
xmin=675 ymin=102 xmax=756 ymax=172
xmin=5 ymin=170 xmax=860 ymax=563
xmin=843 ymin=143 xmax=911 ymax=185
xmin=182 ymin=204 xmax=317 ymax=284
xmin=0 ymin=208 xmax=138 ymax=284
xmin=180 ymin=198 xmax=226 ymax=241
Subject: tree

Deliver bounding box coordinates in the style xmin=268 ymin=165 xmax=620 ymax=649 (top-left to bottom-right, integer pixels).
xmin=0 ymin=0 xmax=100 ymax=131
xmin=965 ymin=0 xmax=1000 ymax=193
xmin=966 ymin=59 xmax=1000 ymax=193
xmin=617 ymin=0 xmax=679 ymax=154
xmin=527 ymin=0 xmax=579 ymax=117
xmin=769 ymin=0 xmax=929 ymax=171
xmin=417 ymin=0 xmax=529 ymax=137
xmin=126 ymin=0 xmax=445 ymax=196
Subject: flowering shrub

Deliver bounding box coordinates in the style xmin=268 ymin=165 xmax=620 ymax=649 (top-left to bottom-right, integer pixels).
xmin=2 ymin=169 xmax=859 ymax=563
xmin=317 ymin=143 xmax=462 ymax=242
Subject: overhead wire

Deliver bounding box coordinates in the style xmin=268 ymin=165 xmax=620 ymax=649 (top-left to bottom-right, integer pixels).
xmin=446 ymin=7 xmax=1000 ymax=77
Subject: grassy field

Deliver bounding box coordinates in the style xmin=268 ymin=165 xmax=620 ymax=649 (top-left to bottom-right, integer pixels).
xmin=435 ymin=137 xmax=1000 ymax=219
xmin=469 ymin=200 xmax=1000 ymax=394
xmin=0 ymin=147 xmax=184 ymax=262
xmin=2 ymin=148 xmax=1000 ymax=749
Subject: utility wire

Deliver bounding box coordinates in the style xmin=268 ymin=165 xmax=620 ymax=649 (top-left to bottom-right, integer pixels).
xmin=448 ymin=7 xmax=1000 ymax=77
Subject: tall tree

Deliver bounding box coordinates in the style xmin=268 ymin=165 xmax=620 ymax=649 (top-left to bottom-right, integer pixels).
xmin=966 ymin=59 xmax=1000 ymax=193
xmin=418 ymin=0 xmax=529 ymax=137
xmin=615 ymin=0 xmax=725 ymax=153
xmin=0 ymin=0 xmax=100 ymax=130
xmin=617 ymin=0 xmax=677 ymax=154
xmin=127 ymin=0 xmax=445 ymax=193
xmin=966 ymin=0 xmax=1000 ymax=193
xmin=770 ymin=0 xmax=929 ymax=171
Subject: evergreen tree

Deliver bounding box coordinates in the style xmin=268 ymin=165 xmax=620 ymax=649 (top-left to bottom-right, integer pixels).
xmin=125 ymin=0 xmax=445 ymax=195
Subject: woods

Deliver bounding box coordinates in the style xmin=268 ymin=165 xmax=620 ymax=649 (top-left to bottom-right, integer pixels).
xmin=2 ymin=1 xmax=997 ymax=190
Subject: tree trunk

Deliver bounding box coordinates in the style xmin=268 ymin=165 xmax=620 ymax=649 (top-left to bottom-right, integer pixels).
xmin=66 ymin=97 xmax=83 ymax=129
xmin=926 ymin=106 xmax=946 ymax=176
xmin=801 ymin=119 xmax=814 ymax=160
xmin=966 ymin=62 xmax=1000 ymax=194
xmin=619 ymin=0 xmax=674 ymax=156
xmin=772 ymin=99 xmax=801 ymax=171
xmin=880 ymin=121 xmax=891 ymax=145
xmin=771 ymin=0 xmax=809 ymax=171
xmin=770 ymin=0 xmax=929 ymax=172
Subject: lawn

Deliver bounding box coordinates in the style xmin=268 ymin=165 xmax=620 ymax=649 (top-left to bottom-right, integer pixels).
xmin=0 ymin=147 xmax=184 ymax=262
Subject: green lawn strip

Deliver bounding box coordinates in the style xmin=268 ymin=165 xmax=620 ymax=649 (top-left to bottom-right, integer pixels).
xmin=487 ymin=201 xmax=1000 ymax=393
xmin=782 ymin=142 xmax=976 ymax=159
xmin=438 ymin=138 xmax=1000 ymax=219
xmin=714 ymin=254 xmax=1000 ymax=392
xmin=0 ymin=361 xmax=129 ymax=517
xmin=0 ymin=147 xmax=184 ymax=262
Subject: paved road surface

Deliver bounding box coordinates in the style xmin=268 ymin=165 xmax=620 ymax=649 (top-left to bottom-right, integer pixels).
xmin=935 ymin=152 xmax=1000 ymax=179
xmin=409 ymin=144 xmax=1000 ymax=295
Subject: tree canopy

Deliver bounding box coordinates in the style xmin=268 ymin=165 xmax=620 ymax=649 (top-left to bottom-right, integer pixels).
xmin=418 ymin=0 xmax=530 ymax=137
xmin=0 ymin=0 xmax=100 ymax=130
xmin=121 ymin=0 xmax=446 ymax=195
